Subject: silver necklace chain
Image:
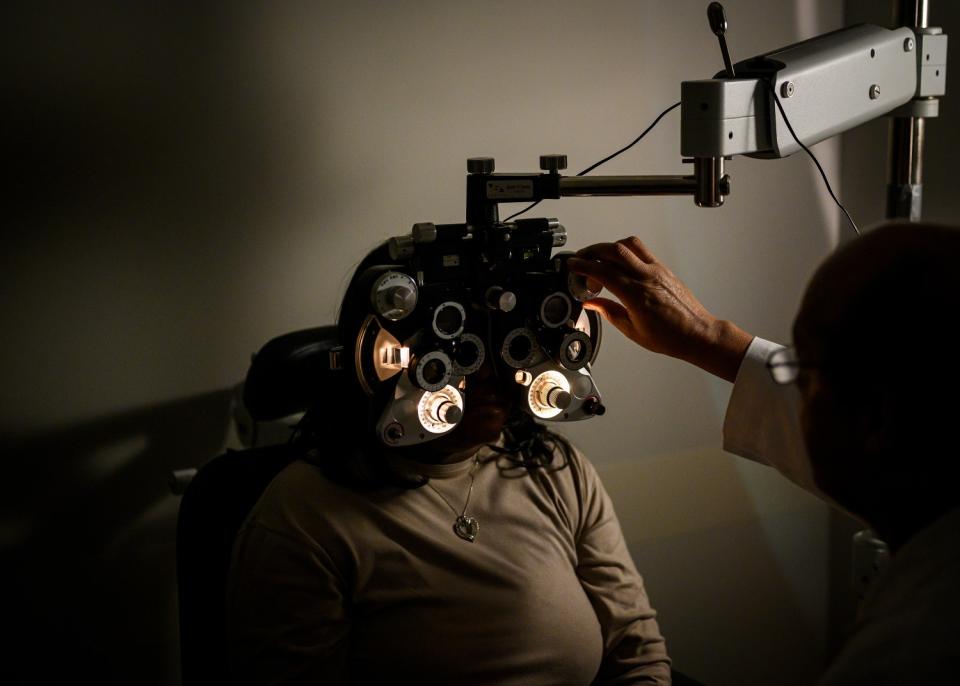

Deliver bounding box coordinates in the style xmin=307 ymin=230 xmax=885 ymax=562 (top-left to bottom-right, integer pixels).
xmin=424 ymin=455 xmax=480 ymax=542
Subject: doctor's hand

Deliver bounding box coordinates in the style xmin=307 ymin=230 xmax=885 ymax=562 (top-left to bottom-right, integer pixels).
xmin=568 ymin=237 xmax=753 ymax=383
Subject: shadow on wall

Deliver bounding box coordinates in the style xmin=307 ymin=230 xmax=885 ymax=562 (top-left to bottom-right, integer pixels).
xmin=1 ymin=1 xmax=328 ymax=444
xmin=2 ymin=6 xmax=315 ymax=680
xmin=1 ymin=390 xmax=233 ymax=685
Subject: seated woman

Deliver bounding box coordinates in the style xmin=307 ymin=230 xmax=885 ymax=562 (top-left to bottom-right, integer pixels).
xmin=225 ymin=241 xmax=671 ymax=685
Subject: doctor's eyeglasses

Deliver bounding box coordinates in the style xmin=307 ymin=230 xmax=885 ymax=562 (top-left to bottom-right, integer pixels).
xmin=766 ymin=346 xmax=805 ymax=385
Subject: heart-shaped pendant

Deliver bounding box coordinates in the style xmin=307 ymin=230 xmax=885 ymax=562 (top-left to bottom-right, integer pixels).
xmin=453 ymin=515 xmax=479 ymax=542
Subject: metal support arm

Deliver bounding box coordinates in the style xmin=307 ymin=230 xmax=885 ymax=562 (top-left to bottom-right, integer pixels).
xmin=465 ymin=156 xmax=728 ymax=228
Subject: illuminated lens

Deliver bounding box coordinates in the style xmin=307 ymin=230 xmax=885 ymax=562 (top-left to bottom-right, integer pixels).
xmin=418 ymin=386 xmax=464 ymax=433
xmin=528 ymin=370 xmax=572 ymax=419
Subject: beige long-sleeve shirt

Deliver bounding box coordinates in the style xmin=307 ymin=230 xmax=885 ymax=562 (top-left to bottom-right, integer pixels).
xmin=226 ymin=441 xmax=670 ymax=685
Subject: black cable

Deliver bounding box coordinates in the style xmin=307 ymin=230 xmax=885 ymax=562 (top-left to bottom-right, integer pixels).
xmin=503 ymin=100 xmax=682 ymax=222
xmin=502 ymin=202 xmax=540 ymax=224
xmin=505 ymin=86 xmax=857 ymax=237
xmin=577 ymin=100 xmax=682 ymax=176
xmin=764 ymin=79 xmax=860 ymax=237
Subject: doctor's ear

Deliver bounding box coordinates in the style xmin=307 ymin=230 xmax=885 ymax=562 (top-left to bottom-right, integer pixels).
xmin=855 ymin=385 xmax=897 ymax=458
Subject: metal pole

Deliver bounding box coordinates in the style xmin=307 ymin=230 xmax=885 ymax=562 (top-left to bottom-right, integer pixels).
xmin=693 ymin=157 xmax=726 ymax=208
xmin=886 ymin=0 xmax=929 ymax=220
xmin=559 ymin=175 xmax=698 ymax=197
xmin=896 ymin=0 xmax=928 ymax=27
xmin=558 ymin=160 xmax=729 ymax=206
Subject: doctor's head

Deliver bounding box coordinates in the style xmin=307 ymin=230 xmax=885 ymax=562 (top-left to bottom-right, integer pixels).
xmin=792 ymin=222 xmax=960 ymax=545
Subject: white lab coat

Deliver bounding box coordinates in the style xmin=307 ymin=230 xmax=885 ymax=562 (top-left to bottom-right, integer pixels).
xmin=722 ymin=336 xmax=818 ymax=493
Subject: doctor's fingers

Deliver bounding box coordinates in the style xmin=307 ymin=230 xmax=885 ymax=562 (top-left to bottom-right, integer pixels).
xmin=576 ymin=237 xmax=659 ymax=269
xmin=568 ymin=242 xmax=655 ymax=293
xmin=566 ymin=257 xmax=644 ymax=302
xmin=581 ymin=298 xmax=636 ymax=337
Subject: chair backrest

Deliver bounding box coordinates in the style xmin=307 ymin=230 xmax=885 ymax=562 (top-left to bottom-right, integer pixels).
xmin=176 ymin=443 xmax=299 ymax=685
xmin=177 ymin=325 xmax=341 ymax=682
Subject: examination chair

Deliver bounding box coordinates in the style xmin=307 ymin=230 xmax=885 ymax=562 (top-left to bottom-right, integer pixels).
xmin=176 ymin=326 xmax=339 ymax=685
xmin=176 ymin=442 xmax=297 ymax=684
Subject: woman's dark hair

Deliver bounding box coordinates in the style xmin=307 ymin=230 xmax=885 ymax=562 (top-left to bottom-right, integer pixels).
xmin=294 ymin=241 xmax=573 ymax=488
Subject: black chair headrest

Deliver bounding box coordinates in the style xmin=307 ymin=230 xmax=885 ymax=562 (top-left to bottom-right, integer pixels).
xmin=242 ymin=325 xmax=343 ymax=421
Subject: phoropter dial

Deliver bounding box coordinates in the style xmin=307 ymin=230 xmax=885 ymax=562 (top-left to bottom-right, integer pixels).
xmin=432 ymin=301 xmax=466 ymax=340
xmin=539 ymin=292 xmax=573 ymax=329
xmin=418 ymin=386 xmax=464 ymax=434
xmin=501 ymin=327 xmax=540 ymax=369
xmin=568 ymin=272 xmax=601 ymax=302
xmin=452 ymin=333 xmax=486 ymax=376
xmin=413 ymin=350 xmax=454 ymax=392
xmin=528 ymin=370 xmax=573 ymax=419
xmin=558 ymin=330 xmax=593 ymax=370
xmin=371 ymin=271 xmax=419 ymax=322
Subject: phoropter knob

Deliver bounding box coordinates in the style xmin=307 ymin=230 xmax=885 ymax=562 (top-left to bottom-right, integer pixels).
xmin=435 ymin=401 xmax=462 ymax=425
xmin=467 ymin=157 xmax=495 ymax=175
xmin=418 ymin=387 xmax=464 ymax=434
xmin=412 ymin=222 xmax=437 ymax=244
xmin=527 ymin=370 xmax=572 ymax=419
xmin=583 ymin=397 xmax=606 ymax=416
xmin=539 ymin=154 xmax=568 ymax=173
xmin=486 ymin=286 xmax=517 ymax=313
xmin=544 ymin=387 xmax=572 ymax=410
xmin=388 ymin=235 xmax=415 ymax=261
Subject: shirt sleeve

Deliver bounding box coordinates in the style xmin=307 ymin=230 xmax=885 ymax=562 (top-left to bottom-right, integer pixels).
xmin=572 ymin=451 xmax=672 ymax=685
xmin=225 ymin=520 xmax=350 ymax=686
xmin=722 ymin=336 xmax=819 ymax=493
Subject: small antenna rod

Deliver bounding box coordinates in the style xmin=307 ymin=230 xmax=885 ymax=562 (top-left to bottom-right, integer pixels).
xmin=707 ymin=2 xmax=736 ymax=78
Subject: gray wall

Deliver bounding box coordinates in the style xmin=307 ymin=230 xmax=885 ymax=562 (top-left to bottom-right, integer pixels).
xmin=4 ymin=1 xmax=914 ymax=684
